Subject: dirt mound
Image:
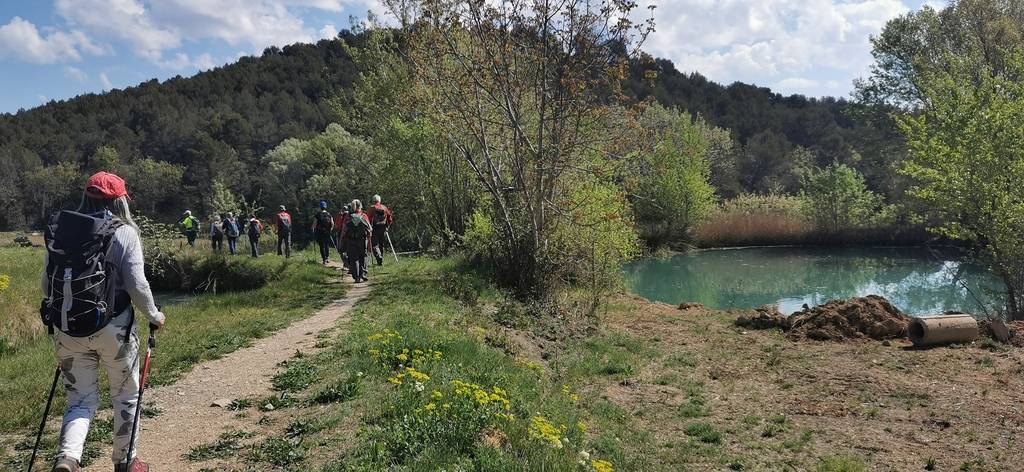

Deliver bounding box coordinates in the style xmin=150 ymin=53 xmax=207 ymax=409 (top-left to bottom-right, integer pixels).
xmin=1006 ymin=321 xmax=1024 ymax=347
xmin=786 ymin=295 xmax=910 ymax=341
xmin=736 ymin=305 xmax=790 ymax=330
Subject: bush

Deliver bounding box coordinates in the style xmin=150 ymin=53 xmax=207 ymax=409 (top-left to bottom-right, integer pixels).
xmin=800 ymin=163 xmax=894 ymax=233
xmin=144 ymin=248 xmax=282 ymax=293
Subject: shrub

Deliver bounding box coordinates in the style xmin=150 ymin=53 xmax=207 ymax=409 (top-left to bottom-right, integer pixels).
xmin=800 ymin=163 xmax=894 ymax=233
xmin=627 ymin=104 xmax=718 ymax=248
xmin=144 ymin=248 xmax=282 ymax=293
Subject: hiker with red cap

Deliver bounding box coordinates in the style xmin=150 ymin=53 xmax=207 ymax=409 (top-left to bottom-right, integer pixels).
xmin=40 ymin=171 xmax=165 ymax=472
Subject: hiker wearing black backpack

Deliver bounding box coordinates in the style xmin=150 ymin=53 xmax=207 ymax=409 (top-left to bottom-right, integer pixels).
xmin=210 ymin=216 xmax=224 ymax=252
xmin=340 ymin=199 xmax=372 ymax=282
xmin=40 ymin=172 xmax=165 ymax=472
xmin=369 ymin=195 xmax=394 ymax=266
xmin=274 ymin=205 xmax=293 ymax=258
xmin=247 ymin=214 xmax=263 ymax=257
xmin=311 ymin=201 xmax=335 ymax=265
xmin=223 ymin=212 xmax=241 ymax=256
xmin=180 ymin=210 xmax=199 ymax=246
xmin=333 ymin=204 xmax=350 ymax=263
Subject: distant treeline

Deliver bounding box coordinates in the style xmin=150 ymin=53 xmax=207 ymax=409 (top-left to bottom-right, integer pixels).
xmin=0 ymin=31 xmax=899 ymax=232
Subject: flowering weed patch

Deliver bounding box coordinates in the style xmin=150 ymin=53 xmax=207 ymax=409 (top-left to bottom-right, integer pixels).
xmin=273 ymin=258 xmax=627 ymax=471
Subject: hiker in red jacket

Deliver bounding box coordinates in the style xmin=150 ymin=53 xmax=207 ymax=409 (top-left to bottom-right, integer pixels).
xmin=369 ymin=195 xmax=394 ymax=266
xmin=273 ymin=205 xmax=293 ymax=258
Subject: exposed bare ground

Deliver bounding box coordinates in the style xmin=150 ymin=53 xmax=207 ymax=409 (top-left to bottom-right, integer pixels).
xmin=81 ymin=263 xmax=370 ymax=472
xmin=597 ymin=294 xmax=1024 ymax=471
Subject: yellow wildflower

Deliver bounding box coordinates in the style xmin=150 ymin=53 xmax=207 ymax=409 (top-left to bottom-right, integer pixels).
xmin=591 ymin=459 xmax=614 ymax=472
xmin=405 ymin=367 xmax=430 ymax=382
xmin=396 ymin=353 xmax=409 ymax=362
xmin=432 ymin=390 xmax=443 ymax=400
xmin=0 ymin=275 xmax=10 ymax=292
xmin=528 ymin=416 xmax=565 ymax=449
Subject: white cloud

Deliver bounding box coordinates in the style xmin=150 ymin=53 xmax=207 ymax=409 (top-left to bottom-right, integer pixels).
xmin=53 ymin=0 xmax=359 ymax=66
xmin=56 ymin=0 xmax=181 ymax=62
xmin=285 ymin=0 xmax=345 ymax=11
xmin=64 ymin=66 xmax=88 ymax=82
xmin=319 ymin=23 xmax=339 ymax=39
xmin=99 ymin=71 xmax=113 ymax=89
xmin=643 ymin=0 xmax=910 ymax=97
xmin=0 ymin=16 xmax=103 ymax=64
xmin=775 ymin=77 xmax=818 ymax=90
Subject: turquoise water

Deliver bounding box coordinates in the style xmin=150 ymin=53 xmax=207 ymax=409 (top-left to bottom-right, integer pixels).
xmin=623 ymin=247 xmax=1005 ymax=316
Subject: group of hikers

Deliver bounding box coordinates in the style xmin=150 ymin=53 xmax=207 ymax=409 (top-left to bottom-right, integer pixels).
xmin=33 ymin=171 xmax=397 ymax=472
xmin=177 ymin=196 xmax=394 ymax=282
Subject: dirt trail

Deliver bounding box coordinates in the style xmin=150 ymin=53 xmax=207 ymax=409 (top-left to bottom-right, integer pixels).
xmin=83 ymin=262 xmax=370 ymax=472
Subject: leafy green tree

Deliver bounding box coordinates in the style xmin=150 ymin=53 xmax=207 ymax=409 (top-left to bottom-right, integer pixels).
xmin=800 ymin=163 xmax=890 ymax=233
xmin=628 ymin=105 xmax=717 ymax=248
xmin=856 ymin=0 xmax=1024 ymax=110
xmin=24 ymin=162 xmax=82 ymax=224
xmin=88 ymin=146 xmax=121 ymax=172
xmin=392 ymin=0 xmax=654 ymax=298
xmin=898 ymin=53 xmax=1024 ymax=319
xmin=207 ymin=180 xmax=240 ymax=217
xmin=119 ymin=158 xmax=185 ymax=215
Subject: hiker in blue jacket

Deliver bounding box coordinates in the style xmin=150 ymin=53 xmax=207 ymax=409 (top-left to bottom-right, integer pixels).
xmin=222 ymin=212 xmax=240 ymax=255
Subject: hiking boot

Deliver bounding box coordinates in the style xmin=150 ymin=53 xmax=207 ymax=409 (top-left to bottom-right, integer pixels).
xmin=53 ymin=456 xmax=80 ymax=472
xmin=113 ymin=457 xmax=149 ymax=472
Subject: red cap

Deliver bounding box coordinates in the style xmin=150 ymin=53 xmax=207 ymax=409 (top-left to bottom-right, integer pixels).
xmin=84 ymin=171 xmax=130 ymax=200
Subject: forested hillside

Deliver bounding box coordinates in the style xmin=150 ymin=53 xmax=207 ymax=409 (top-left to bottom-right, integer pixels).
xmin=0 ymin=30 xmax=897 ymax=232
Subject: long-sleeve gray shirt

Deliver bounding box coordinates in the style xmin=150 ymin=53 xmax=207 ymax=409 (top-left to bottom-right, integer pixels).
xmin=42 ymin=225 xmax=165 ymax=326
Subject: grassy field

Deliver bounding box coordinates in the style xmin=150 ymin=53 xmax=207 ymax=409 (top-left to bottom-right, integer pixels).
xmin=5 ymin=246 xmax=1021 ymax=470
xmin=0 ymin=240 xmax=341 ymax=438
xmin=167 ymin=257 xmax=1024 ymax=472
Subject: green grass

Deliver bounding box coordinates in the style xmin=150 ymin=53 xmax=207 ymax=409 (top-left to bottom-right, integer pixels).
xmin=0 ymin=245 xmax=339 ymax=433
xmin=259 ymin=257 xmax=653 ymax=471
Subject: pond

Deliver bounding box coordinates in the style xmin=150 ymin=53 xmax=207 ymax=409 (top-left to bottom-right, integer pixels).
xmin=623 ymin=246 xmax=1005 ymax=316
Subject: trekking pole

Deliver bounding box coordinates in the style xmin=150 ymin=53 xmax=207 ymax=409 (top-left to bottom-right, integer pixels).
xmin=385 ymin=231 xmax=399 ymax=263
xmin=27 ymin=366 xmax=62 ymax=472
xmin=124 ymin=323 xmax=157 ymax=468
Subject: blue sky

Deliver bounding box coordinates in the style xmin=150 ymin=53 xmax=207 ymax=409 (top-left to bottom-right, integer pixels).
xmin=0 ymin=0 xmax=945 ymax=114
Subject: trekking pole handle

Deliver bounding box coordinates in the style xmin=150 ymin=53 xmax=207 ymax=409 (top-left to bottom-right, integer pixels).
xmin=148 ymin=324 xmax=158 ymax=348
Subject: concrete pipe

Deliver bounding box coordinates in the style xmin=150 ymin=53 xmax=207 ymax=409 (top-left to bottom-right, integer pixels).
xmin=908 ymin=314 xmax=979 ymax=347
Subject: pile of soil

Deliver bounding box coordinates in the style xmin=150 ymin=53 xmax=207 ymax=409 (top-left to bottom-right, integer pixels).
xmin=736 ymin=295 xmax=911 ymax=342
xmin=736 ymin=305 xmax=790 ymax=330
xmin=1006 ymin=321 xmax=1024 ymax=347
xmin=787 ymin=295 xmax=910 ymax=341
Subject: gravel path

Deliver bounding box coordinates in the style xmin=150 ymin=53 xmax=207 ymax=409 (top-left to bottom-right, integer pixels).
xmin=82 ymin=262 xmax=370 ymax=471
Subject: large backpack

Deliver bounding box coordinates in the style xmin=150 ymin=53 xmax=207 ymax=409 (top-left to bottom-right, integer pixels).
xmin=40 ymin=211 xmax=130 ymax=337
xmin=315 ymin=211 xmax=333 ymax=235
xmin=211 ymin=222 xmax=224 ymax=237
xmin=248 ymin=220 xmax=261 ymax=238
xmin=372 ymin=206 xmax=388 ymax=226
xmin=346 ymin=213 xmax=370 ymax=239
xmin=277 ymin=213 xmax=292 ymax=233
xmin=225 ymin=218 xmax=240 ymax=238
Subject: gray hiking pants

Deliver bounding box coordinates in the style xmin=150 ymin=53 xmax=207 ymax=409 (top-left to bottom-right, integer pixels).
xmin=54 ymin=310 xmax=141 ymax=464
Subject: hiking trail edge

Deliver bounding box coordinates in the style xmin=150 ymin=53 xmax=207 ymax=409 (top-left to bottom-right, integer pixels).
xmin=81 ymin=261 xmax=371 ymax=472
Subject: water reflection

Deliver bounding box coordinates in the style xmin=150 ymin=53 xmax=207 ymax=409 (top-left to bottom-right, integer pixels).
xmin=623 ymin=247 xmax=1004 ymax=316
